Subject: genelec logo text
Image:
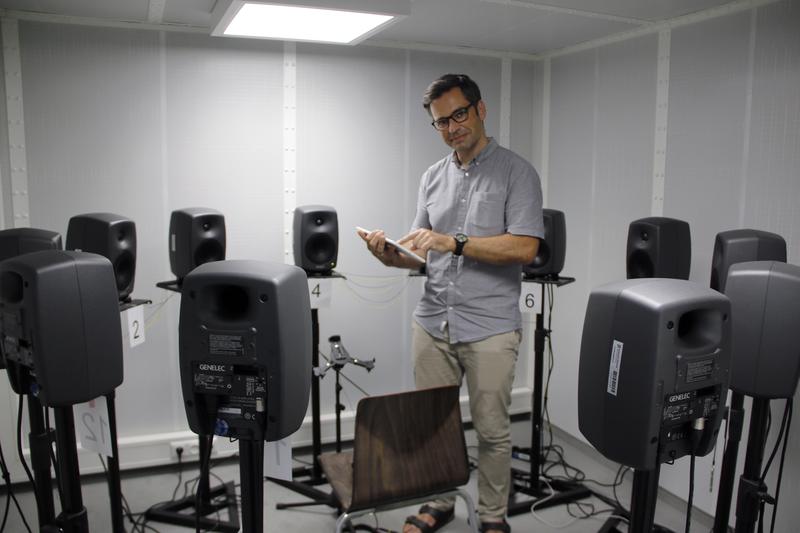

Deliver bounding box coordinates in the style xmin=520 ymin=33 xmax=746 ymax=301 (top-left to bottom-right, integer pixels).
xmin=199 ymin=363 xmax=227 ymax=372
xmin=668 ymin=392 xmax=692 ymax=402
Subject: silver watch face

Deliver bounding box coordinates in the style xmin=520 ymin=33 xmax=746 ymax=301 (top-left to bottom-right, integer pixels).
xmin=455 ymin=233 xmax=468 ymax=244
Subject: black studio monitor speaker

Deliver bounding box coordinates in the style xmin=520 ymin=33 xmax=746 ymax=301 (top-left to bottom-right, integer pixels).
xmin=66 ymin=212 xmax=137 ymax=301
xmin=0 ymin=227 xmax=62 ymax=261
xmin=0 ymin=250 xmax=123 ymax=406
xmin=293 ymin=205 xmax=338 ymax=274
xmin=179 ymin=260 xmax=312 ymax=442
xmin=169 ymin=208 xmax=226 ymax=281
xmin=578 ymin=278 xmax=730 ymax=470
xmin=524 ymin=208 xmax=566 ymax=278
xmin=0 ymin=227 xmax=63 ymax=370
xmin=725 ymin=261 xmax=800 ymax=399
xmin=710 ymin=229 xmax=786 ymax=293
xmin=626 ymin=217 xmax=691 ymax=280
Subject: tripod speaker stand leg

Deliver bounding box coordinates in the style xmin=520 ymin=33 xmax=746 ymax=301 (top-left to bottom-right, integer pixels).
xmin=509 ymin=278 xmax=591 ymax=516
xmin=274 ymin=308 xmax=337 ymax=510
xmin=144 ymin=434 xmax=240 ymax=532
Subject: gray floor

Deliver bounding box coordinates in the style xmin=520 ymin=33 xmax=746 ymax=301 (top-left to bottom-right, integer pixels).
xmin=2 ymin=420 xmax=714 ymax=532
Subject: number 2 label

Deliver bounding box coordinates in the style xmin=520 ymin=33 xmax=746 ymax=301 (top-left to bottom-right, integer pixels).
xmin=126 ymin=305 xmax=145 ymax=348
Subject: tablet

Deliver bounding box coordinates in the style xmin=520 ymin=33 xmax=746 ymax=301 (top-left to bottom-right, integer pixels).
xmin=356 ymin=227 xmax=426 ymax=265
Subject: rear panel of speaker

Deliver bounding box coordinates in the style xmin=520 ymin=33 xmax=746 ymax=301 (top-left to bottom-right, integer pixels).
xmin=710 ymin=229 xmax=786 ymax=292
xmin=0 ymin=250 xmax=123 ymax=406
xmin=179 ymin=260 xmax=311 ymax=441
xmin=578 ymin=278 xmax=730 ymax=469
xmin=726 ymin=261 xmax=800 ymax=399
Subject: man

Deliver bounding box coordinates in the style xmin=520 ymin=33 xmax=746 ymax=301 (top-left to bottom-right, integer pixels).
xmin=359 ymin=73 xmax=543 ymax=533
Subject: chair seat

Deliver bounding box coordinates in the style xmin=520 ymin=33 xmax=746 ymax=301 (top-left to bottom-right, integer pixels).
xmin=319 ymin=451 xmax=354 ymax=510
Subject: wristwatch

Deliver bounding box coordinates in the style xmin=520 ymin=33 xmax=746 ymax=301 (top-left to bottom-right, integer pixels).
xmin=453 ymin=233 xmax=469 ymax=256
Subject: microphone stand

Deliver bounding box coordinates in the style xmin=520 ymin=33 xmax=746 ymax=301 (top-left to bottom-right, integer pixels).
xmin=314 ymin=335 xmax=375 ymax=453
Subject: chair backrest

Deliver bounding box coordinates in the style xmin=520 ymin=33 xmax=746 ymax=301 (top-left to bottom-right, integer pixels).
xmin=349 ymin=385 xmax=469 ymax=511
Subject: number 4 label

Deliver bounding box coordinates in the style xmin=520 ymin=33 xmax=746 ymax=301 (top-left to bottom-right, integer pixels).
xmin=308 ymin=279 xmax=332 ymax=309
xmin=126 ymin=305 xmax=145 ymax=348
xmin=75 ymin=397 xmax=114 ymax=458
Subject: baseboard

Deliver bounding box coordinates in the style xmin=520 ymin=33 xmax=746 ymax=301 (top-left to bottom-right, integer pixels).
xmin=66 ymin=386 xmax=533 ymax=476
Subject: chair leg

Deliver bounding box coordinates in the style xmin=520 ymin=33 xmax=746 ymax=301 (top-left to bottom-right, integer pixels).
xmin=335 ymin=512 xmax=351 ymax=533
xmin=455 ymin=488 xmax=481 ymax=533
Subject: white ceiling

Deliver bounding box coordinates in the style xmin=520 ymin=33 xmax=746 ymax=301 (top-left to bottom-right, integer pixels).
xmin=0 ymin=0 xmax=753 ymax=57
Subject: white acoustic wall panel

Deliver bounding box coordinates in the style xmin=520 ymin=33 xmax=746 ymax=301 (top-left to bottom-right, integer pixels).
xmin=744 ymin=3 xmax=800 ymax=532
xmin=295 ymin=43 xmax=413 ymax=404
xmin=745 ymin=0 xmax=800 ymax=263
xmin=164 ymin=32 xmax=284 ymax=264
xmin=510 ymin=60 xmax=535 ymax=164
xmin=547 ymin=48 xmax=597 ymax=439
xmin=17 ymin=22 xmax=184 ymax=437
xmin=547 ymin=35 xmax=658 ymax=440
xmin=664 ymin=12 xmax=752 ymax=285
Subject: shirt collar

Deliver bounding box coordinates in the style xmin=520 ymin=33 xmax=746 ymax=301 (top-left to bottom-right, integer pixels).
xmin=449 ymin=137 xmax=498 ymax=169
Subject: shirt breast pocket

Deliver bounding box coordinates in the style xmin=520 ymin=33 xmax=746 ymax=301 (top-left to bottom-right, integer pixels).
xmin=468 ymin=192 xmax=505 ymax=235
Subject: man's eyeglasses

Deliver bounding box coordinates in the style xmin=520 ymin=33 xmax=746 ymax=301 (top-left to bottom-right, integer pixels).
xmin=431 ymin=102 xmax=476 ymax=131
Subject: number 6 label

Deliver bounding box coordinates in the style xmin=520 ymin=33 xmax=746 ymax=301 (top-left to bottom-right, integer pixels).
xmin=519 ymin=291 xmax=536 ymax=313
xmin=307 ymin=279 xmax=332 ymax=309
xmin=126 ymin=305 xmax=145 ymax=348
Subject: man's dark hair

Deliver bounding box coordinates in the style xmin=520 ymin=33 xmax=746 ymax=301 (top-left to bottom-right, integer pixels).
xmin=422 ymin=74 xmax=482 ymax=112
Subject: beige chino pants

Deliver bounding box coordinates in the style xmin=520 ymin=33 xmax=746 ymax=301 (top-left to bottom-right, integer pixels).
xmin=411 ymin=321 xmax=521 ymax=522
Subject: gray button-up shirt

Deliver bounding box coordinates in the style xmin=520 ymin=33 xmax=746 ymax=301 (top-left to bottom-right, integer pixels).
xmin=412 ymin=138 xmax=544 ymax=343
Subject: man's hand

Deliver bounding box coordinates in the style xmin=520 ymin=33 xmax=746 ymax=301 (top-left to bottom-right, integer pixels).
xmin=358 ymin=228 xmax=399 ymax=266
xmin=396 ymin=229 xmax=454 ymax=255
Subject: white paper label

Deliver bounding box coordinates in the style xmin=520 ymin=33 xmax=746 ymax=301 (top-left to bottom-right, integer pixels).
xmin=307 ymin=278 xmax=332 ymax=309
xmin=519 ymin=289 xmax=536 ymax=313
xmin=75 ymin=397 xmax=114 ymax=457
xmin=126 ymin=305 xmax=145 ymax=348
xmin=265 ymin=438 xmax=292 ymax=481
xmin=607 ymin=340 xmax=623 ymax=396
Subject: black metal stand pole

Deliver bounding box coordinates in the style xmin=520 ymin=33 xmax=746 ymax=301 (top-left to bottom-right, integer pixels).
xmin=629 ymin=468 xmax=660 ymax=533
xmin=239 ymin=439 xmax=265 ymax=533
xmin=26 ymin=394 xmax=56 ymax=526
xmin=53 ymin=406 xmax=89 ymax=533
xmin=335 ymin=366 xmax=344 ymax=454
xmin=734 ymin=397 xmax=771 ymax=533
xmin=104 ymin=392 xmax=125 ymax=533
xmin=508 ymin=276 xmax=591 ymax=516
xmin=713 ymin=391 xmax=746 ymax=533
xmin=273 ymin=307 xmax=336 ymax=509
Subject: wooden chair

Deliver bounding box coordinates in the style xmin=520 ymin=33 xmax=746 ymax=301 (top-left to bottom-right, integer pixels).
xmin=319 ymin=385 xmax=479 ymax=533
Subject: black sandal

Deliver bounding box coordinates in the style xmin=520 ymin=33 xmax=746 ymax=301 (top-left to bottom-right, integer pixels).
xmin=403 ymin=504 xmax=455 ymax=532
xmin=480 ymin=520 xmax=511 ymax=533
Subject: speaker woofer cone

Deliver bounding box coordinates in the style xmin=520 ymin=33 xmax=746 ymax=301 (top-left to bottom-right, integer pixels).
xmin=194 ymin=241 xmax=225 ymax=268
xmin=305 ymin=234 xmax=335 ymax=265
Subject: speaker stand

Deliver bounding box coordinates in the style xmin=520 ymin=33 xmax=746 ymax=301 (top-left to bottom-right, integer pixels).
xmin=145 ymin=435 xmax=240 ymax=532
xmin=508 ymin=275 xmax=593 ymax=516
xmin=148 ymin=282 xmax=240 ymax=531
xmin=240 ymin=439 xmax=266 ymax=533
xmin=592 ymin=467 xmax=676 ymax=533
xmin=53 ymin=406 xmax=89 ymax=533
xmin=26 ymin=393 xmax=57 ymax=527
xmin=733 ymin=397 xmax=773 ymax=533
xmin=712 ymin=391 xmax=745 ymax=533
xmin=272 ymin=305 xmax=338 ymax=510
